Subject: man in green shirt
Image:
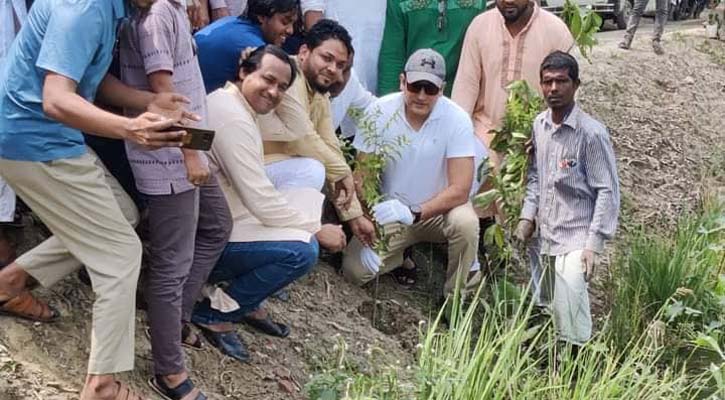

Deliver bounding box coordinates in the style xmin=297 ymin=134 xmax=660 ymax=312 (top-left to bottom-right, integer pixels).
xmin=378 ymin=0 xmax=486 ymax=96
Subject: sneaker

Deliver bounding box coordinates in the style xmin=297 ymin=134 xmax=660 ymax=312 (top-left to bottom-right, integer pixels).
xmin=652 ymin=41 xmax=664 ymax=55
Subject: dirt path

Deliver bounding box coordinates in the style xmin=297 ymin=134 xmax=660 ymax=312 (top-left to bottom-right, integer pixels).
xmin=2 ymin=28 xmax=724 ymax=400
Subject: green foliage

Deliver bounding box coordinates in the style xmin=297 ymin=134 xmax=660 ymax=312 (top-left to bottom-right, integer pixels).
xmin=346 ymin=107 xmax=409 ymax=254
xmin=562 ymin=0 xmax=603 ymax=62
xmin=608 ymin=200 xmax=725 ymax=358
xmin=307 ymin=279 xmax=710 ymax=400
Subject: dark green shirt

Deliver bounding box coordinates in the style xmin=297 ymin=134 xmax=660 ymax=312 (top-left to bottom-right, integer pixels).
xmin=377 ymin=0 xmax=486 ymax=96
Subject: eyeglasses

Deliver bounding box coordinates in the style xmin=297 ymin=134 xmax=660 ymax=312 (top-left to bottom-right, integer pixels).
xmin=406 ymin=81 xmax=440 ymax=96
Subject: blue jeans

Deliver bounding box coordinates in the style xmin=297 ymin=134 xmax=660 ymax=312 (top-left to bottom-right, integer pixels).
xmin=192 ymin=238 xmax=319 ymax=325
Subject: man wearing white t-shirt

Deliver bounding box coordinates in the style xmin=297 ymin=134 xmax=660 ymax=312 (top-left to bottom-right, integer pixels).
xmin=342 ymin=49 xmax=480 ymax=296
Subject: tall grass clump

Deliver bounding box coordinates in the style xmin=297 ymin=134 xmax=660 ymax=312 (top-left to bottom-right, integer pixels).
xmin=608 ymin=199 xmax=725 ymax=353
xmin=307 ymin=280 xmax=708 ymax=400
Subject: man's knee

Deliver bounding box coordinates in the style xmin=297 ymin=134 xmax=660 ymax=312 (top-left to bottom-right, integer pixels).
xmin=292 ymin=240 xmax=319 ymax=278
xmin=446 ymin=205 xmax=480 ymax=241
xmin=301 ymin=158 xmax=326 ymax=191
xmin=341 ymin=250 xmax=375 ymax=287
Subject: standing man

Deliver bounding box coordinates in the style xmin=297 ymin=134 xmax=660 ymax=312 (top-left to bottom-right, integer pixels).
xmin=619 ymin=0 xmax=667 ymax=55
xmin=377 ymin=0 xmax=486 ymax=96
xmin=516 ymin=52 xmax=620 ymax=348
xmin=343 ymin=49 xmax=480 ymax=297
xmin=119 ymin=0 xmax=232 ymax=397
xmin=0 ymin=0 xmax=191 ymax=399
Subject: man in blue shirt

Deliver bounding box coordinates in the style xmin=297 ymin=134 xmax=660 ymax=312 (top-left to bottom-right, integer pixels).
xmin=0 ymin=1 xmax=194 ymax=399
xmin=195 ymin=0 xmax=298 ymax=92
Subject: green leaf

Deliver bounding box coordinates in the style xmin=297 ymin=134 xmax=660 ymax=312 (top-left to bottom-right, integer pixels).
xmin=474 ymin=189 xmax=499 ymax=209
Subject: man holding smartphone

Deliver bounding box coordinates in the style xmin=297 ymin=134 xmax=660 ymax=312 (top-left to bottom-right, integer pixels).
xmin=0 ymin=0 xmax=193 ymax=399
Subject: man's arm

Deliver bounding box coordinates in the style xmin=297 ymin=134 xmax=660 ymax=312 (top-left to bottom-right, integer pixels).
xmin=584 ymin=130 xmax=620 ymax=253
xmin=42 ymin=73 xmax=184 ymax=146
xmin=419 ymin=157 xmax=474 ymax=220
xmin=377 ymin=0 xmax=406 ymax=96
xmin=451 ymin=19 xmax=484 ymax=116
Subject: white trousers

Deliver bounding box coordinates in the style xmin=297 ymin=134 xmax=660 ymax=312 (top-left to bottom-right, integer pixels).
xmin=536 ymin=249 xmax=592 ymax=345
xmin=265 ymin=157 xmax=326 ymax=192
xmin=0 ymin=177 xmax=15 ymax=222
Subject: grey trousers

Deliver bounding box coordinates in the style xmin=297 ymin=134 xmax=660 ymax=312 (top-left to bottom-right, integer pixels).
xmin=625 ymin=0 xmax=668 ymax=42
xmin=144 ymin=176 xmax=232 ymax=376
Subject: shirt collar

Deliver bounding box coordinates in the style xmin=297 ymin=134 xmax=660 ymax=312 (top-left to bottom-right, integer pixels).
xmin=224 ymin=82 xmax=258 ymax=121
xmin=543 ymin=102 xmax=580 ymax=132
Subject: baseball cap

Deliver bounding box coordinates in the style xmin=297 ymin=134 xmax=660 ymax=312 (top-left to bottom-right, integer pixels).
xmin=404 ymin=48 xmax=446 ymax=88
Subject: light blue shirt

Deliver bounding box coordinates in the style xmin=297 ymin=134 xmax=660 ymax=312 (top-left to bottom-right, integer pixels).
xmin=0 ymin=0 xmax=126 ymax=162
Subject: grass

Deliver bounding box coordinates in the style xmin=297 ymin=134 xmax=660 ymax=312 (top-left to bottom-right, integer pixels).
xmin=307 ymin=195 xmax=725 ymax=399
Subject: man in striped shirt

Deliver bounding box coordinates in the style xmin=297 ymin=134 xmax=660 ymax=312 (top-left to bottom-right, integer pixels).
xmin=516 ymin=51 xmax=620 ymax=347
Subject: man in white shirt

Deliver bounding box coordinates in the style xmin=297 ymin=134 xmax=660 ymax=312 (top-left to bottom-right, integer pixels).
xmin=342 ymin=49 xmax=480 ymax=296
xmin=300 ymin=0 xmax=386 ymax=94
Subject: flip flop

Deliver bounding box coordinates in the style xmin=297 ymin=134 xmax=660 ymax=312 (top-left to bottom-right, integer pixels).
xmin=148 ymin=376 xmax=207 ymax=400
xmin=110 ymin=381 xmax=145 ymax=400
xmin=0 ymin=290 xmax=59 ymax=323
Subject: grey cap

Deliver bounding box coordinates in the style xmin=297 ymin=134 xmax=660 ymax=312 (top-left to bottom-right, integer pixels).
xmin=404 ymin=48 xmax=446 ymax=88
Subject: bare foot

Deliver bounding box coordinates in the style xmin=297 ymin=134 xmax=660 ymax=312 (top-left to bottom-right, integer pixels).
xmin=81 ymin=375 xmax=145 ymax=400
xmin=0 ymin=263 xmax=29 ymax=302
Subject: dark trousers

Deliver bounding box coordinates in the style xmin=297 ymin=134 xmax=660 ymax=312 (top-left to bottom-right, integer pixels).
xmin=144 ymin=176 xmax=232 ymax=375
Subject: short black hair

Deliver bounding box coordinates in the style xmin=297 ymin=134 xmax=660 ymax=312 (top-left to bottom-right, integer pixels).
xmin=246 ymin=0 xmax=298 ymax=24
xmin=302 ymin=18 xmax=354 ymax=56
xmin=540 ymin=51 xmax=580 ymax=83
xmin=237 ymin=45 xmax=297 ymax=87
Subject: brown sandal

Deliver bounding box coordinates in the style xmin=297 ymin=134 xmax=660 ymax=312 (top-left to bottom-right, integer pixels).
xmin=114 ymin=382 xmax=145 ymax=400
xmin=0 ymin=290 xmax=59 ymax=322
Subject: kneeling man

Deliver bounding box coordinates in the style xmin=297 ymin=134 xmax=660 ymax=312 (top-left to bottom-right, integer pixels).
xmin=342 ymin=49 xmax=479 ymax=296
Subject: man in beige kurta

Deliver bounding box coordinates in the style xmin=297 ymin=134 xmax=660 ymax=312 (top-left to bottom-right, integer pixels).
xmin=452 ymin=0 xmax=574 ymax=176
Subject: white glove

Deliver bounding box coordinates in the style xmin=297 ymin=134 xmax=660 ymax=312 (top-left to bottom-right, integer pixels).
xmin=372 ymin=199 xmax=414 ymax=226
xmin=360 ymin=246 xmax=382 ymax=275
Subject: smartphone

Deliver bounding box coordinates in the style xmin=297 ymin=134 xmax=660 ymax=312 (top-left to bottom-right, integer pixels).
xmin=162 ymin=125 xmax=215 ymax=151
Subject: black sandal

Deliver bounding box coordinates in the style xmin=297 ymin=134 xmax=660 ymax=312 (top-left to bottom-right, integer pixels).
xmin=148 ymin=376 xmax=207 ymax=400
xmin=391 ymin=257 xmax=418 ymax=287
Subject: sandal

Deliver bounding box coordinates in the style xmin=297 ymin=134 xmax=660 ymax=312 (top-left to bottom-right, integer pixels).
xmin=148 ymin=376 xmax=207 ymax=400
xmin=144 ymin=324 xmax=203 ymax=351
xmin=0 ymin=290 xmax=59 ymax=322
xmin=391 ymin=257 xmax=417 ymax=287
xmin=112 ymin=382 xmax=145 ymax=400
xmin=195 ymin=324 xmax=250 ymax=363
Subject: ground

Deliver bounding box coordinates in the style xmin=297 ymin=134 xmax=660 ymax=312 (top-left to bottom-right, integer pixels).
xmin=1 ymin=25 xmax=724 ymax=400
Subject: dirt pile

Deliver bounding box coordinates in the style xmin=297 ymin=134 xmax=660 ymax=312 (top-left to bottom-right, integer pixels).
xmin=1 ymin=29 xmax=724 ymax=400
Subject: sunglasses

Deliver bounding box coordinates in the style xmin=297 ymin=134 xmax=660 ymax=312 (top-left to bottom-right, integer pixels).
xmin=406 ymin=81 xmax=440 ymax=96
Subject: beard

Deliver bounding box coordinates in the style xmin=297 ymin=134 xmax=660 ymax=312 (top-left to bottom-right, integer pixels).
xmin=497 ymin=4 xmax=527 ymax=23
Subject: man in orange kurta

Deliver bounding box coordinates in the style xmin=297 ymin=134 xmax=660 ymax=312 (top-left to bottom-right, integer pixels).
xmin=452 ymin=0 xmax=574 ymax=178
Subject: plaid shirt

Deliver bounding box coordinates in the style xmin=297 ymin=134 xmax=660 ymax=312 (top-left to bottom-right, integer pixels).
xmin=521 ymin=104 xmax=620 ymax=255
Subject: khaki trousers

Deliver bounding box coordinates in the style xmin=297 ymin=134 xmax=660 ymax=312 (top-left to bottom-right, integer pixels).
xmin=342 ymin=202 xmax=479 ymax=295
xmin=0 ymin=150 xmax=142 ymax=374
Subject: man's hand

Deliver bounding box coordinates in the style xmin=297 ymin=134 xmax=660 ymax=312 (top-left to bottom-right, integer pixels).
xmin=211 ymin=6 xmax=230 ymax=21
xmin=372 ymin=199 xmax=414 ymax=226
xmin=147 ymin=93 xmax=201 ymax=125
xmin=360 ymin=246 xmax=382 ymax=274
xmin=333 ymin=175 xmax=355 ymax=209
xmin=123 ymin=112 xmax=186 ymax=148
xmin=581 ymin=249 xmax=596 ymax=282
xmin=349 ymin=216 xmax=376 ymax=247
xmin=183 ymin=150 xmax=210 ymax=186
xmin=316 ymin=224 xmax=347 ymax=253
xmin=514 ymin=219 xmax=535 ymax=242
xmin=187 ymin=0 xmax=208 ymax=29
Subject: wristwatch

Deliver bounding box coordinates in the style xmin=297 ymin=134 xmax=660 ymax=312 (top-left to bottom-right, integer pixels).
xmin=409 ymin=204 xmax=422 ymax=223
